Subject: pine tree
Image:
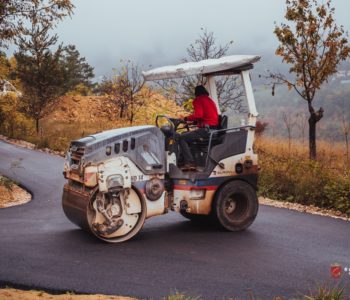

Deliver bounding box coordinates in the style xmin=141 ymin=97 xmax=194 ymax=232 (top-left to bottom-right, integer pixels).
xmin=61 ymin=45 xmax=94 ymax=93
xmin=15 ymin=21 xmax=65 ymax=134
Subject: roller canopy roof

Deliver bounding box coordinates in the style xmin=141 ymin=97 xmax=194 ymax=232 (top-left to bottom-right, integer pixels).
xmin=142 ymin=55 xmax=261 ymax=81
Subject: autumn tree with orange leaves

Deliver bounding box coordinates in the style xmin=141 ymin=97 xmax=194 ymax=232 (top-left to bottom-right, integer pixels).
xmin=269 ymin=0 xmax=350 ymax=159
xmin=0 ymin=0 xmax=74 ymax=49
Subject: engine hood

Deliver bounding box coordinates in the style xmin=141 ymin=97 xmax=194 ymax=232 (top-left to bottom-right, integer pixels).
xmin=71 ymin=125 xmax=155 ymax=153
xmin=67 ymin=125 xmax=165 ymax=175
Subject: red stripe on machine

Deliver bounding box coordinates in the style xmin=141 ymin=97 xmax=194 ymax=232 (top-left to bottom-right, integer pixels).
xmin=174 ymin=185 xmax=217 ymax=191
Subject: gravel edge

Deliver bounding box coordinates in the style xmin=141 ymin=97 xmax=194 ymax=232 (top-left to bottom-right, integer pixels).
xmin=259 ymin=197 xmax=349 ymax=221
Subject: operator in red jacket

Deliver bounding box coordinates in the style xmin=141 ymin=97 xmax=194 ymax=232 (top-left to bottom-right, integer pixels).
xmin=179 ymin=85 xmax=219 ymax=169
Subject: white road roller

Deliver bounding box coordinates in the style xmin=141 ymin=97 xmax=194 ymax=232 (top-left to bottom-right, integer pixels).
xmin=62 ymin=55 xmax=261 ymax=242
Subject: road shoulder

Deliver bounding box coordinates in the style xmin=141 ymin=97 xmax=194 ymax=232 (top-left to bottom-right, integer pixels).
xmin=259 ymin=197 xmax=349 ymax=221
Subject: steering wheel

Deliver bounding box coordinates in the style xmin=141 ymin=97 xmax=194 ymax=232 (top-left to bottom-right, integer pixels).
xmin=182 ymin=121 xmax=191 ymax=132
xmin=156 ymin=115 xmax=185 ymax=132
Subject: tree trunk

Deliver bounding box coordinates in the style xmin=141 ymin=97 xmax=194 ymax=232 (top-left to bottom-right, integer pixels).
xmin=130 ymin=96 xmax=134 ymax=124
xmin=345 ymin=133 xmax=349 ymax=164
xmin=308 ymin=115 xmax=317 ymax=160
xmin=9 ymin=118 xmax=14 ymax=138
xmin=36 ymin=118 xmax=40 ymax=135
xmin=119 ymin=105 xmax=125 ymax=118
xmin=308 ymin=106 xmax=324 ymax=160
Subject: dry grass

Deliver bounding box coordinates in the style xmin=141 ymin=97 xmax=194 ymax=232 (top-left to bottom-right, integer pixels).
xmin=0 ymin=288 xmax=135 ymax=300
xmin=256 ymin=136 xmax=350 ymax=215
xmin=255 ymin=136 xmax=349 ymax=170
xmin=301 ymin=282 xmax=345 ymax=300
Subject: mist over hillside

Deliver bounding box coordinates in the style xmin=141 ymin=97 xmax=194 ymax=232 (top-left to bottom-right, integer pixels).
xmin=253 ymin=80 xmax=350 ymax=141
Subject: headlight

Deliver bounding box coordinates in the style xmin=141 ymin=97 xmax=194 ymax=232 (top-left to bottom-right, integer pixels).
xmin=107 ymin=175 xmax=124 ymax=189
xmin=83 ymin=166 xmax=98 ymax=187
xmin=190 ymin=189 xmax=206 ymax=200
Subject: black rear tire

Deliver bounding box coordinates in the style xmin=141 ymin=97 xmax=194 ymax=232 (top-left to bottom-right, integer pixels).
xmin=213 ymin=180 xmax=258 ymax=231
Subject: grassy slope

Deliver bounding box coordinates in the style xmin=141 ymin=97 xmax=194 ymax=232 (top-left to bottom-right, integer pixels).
xmin=36 ymin=92 xmax=185 ymax=151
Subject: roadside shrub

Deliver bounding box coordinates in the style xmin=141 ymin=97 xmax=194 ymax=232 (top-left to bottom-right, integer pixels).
xmin=0 ymin=93 xmax=34 ymax=138
xmin=66 ymin=83 xmax=92 ymax=96
xmin=257 ymin=138 xmax=350 ymax=215
xmin=35 ymin=137 xmax=50 ymax=149
xmin=323 ymin=173 xmax=350 ymax=214
xmin=0 ymin=175 xmax=16 ymax=191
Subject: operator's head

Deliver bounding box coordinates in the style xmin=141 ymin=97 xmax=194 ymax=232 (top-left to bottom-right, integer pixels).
xmin=195 ymin=85 xmax=209 ymax=97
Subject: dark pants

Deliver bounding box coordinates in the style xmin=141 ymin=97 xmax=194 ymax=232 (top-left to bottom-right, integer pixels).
xmin=178 ymin=128 xmax=209 ymax=164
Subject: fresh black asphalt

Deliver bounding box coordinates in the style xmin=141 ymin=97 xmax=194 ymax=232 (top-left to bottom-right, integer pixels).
xmin=0 ymin=140 xmax=349 ymax=299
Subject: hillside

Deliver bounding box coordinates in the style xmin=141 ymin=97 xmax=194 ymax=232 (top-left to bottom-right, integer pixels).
xmin=47 ymin=93 xmax=184 ymax=125
xmin=39 ymin=92 xmax=185 ymax=151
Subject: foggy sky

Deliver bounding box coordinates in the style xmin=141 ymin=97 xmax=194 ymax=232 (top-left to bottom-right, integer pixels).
xmin=18 ymin=0 xmax=350 ymax=79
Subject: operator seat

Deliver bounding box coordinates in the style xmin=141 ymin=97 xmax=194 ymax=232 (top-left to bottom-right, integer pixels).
xmin=189 ymin=115 xmax=227 ymax=168
xmin=218 ymin=114 xmax=228 ymax=131
xmin=192 ymin=115 xmax=228 ymax=146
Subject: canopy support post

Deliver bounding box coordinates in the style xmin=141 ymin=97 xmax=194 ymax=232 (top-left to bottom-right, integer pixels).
xmin=206 ymin=76 xmax=221 ymax=115
xmin=241 ymin=70 xmax=258 ymax=126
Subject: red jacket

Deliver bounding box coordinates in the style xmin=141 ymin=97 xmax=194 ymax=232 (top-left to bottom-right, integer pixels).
xmin=186 ymin=95 xmax=219 ymax=128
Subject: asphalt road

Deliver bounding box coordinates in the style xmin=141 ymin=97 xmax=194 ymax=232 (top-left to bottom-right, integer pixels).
xmin=0 ymin=140 xmax=349 ymax=299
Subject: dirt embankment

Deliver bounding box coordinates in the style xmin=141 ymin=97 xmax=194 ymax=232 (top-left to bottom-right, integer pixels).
xmin=47 ymin=93 xmax=185 ymax=125
xmin=0 ymin=175 xmax=31 ymax=208
xmin=0 ymin=288 xmax=135 ymax=300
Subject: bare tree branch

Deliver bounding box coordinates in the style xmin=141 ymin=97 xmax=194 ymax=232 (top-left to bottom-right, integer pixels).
xmin=156 ymin=28 xmax=244 ymax=113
